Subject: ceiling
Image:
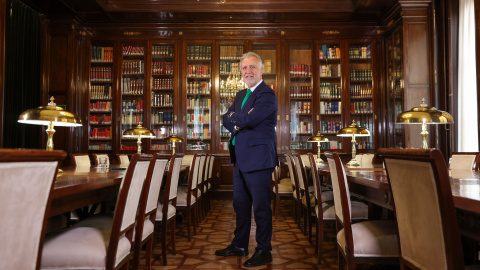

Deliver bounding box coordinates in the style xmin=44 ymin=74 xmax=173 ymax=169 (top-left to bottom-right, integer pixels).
xmin=23 ymin=0 xmax=399 ymax=25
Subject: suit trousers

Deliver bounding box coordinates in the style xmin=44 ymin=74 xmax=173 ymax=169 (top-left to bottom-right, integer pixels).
xmin=232 ymin=163 xmax=273 ymax=252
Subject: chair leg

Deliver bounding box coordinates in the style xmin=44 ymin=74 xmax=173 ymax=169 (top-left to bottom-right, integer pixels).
xmin=303 ymin=206 xmax=307 ymax=235
xmin=144 ymin=237 xmax=153 ymax=270
xmin=161 ymin=221 xmax=168 ymax=265
xmin=171 ymin=217 xmax=176 ymax=255
xmin=192 ymin=205 xmax=197 ymax=235
xmin=186 ymin=208 xmax=192 ymax=241
xmin=132 ymin=239 xmax=141 ymax=270
xmin=317 ymin=220 xmax=324 ymax=264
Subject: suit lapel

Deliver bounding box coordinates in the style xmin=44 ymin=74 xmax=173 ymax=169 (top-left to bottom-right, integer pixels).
xmin=241 ymin=81 xmax=264 ymax=111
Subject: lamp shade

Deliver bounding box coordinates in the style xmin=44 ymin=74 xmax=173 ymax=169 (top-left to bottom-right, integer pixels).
xmin=18 ymin=104 xmax=82 ymax=127
xmin=307 ymin=131 xmax=328 ymax=142
xmin=395 ymin=99 xmax=454 ymax=125
xmin=337 ymin=120 xmax=370 ymax=137
xmin=122 ymin=124 xmax=155 ymax=138
xmin=163 ymin=134 xmax=184 ymax=143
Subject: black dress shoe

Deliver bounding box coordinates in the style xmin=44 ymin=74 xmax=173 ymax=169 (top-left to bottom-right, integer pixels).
xmin=215 ymin=244 xmax=248 ymax=257
xmin=243 ymin=248 xmax=272 ymax=267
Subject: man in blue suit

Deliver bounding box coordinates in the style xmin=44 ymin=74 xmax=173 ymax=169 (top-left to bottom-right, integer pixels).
xmin=215 ymin=52 xmax=278 ymax=267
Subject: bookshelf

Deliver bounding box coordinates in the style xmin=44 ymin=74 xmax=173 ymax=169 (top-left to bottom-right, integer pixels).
xmin=88 ymin=44 xmax=114 ymax=151
xmin=185 ymin=43 xmax=212 ymax=152
xmin=288 ymin=42 xmax=314 ymax=150
xmin=318 ymin=42 xmax=343 ymax=150
xmin=120 ymin=43 xmax=146 ymax=152
xmin=150 ymin=42 xmax=175 ymax=152
xmin=347 ymin=41 xmax=375 ymax=150
xmin=218 ymin=43 xmax=245 ymax=152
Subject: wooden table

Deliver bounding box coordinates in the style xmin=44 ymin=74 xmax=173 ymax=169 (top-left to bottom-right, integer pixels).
xmin=49 ymin=166 xmax=125 ymax=217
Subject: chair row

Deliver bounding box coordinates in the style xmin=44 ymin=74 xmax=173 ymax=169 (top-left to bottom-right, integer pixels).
xmin=71 ymin=153 xmax=130 ymax=167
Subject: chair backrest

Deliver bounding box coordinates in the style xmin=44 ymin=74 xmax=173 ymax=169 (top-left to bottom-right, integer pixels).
xmin=325 ymin=151 xmax=353 ymax=254
xmin=117 ymin=154 xmax=130 ymax=167
xmin=449 ymin=152 xmax=479 ymax=170
xmin=107 ymin=154 xmax=153 ymax=269
xmin=0 ymin=149 xmax=66 ymax=270
xmin=207 ymin=154 xmax=215 ymax=180
xmin=285 ymin=155 xmax=300 ymax=199
xmin=166 ymin=154 xmax=184 ymax=202
xmin=203 ymin=154 xmax=211 ymax=184
xmin=197 ymin=155 xmax=207 ymax=195
xmin=308 ymin=152 xmax=322 ymax=203
xmin=379 ymin=148 xmax=464 ymax=270
xmin=360 ymin=153 xmax=374 ymax=168
xmin=93 ymin=153 xmax=110 ymax=167
xmin=294 ymin=154 xmax=313 ymax=208
xmin=182 ymin=154 xmax=194 ymax=167
xmin=188 ymin=154 xmax=200 ymax=199
xmin=71 ymin=153 xmax=91 ymax=167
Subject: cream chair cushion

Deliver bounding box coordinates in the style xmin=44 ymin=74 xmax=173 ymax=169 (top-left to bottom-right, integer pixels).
xmin=449 ymin=155 xmax=476 ymax=170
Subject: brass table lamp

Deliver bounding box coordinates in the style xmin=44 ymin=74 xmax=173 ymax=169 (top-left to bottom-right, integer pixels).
xmin=18 ymin=97 xmax=82 ymax=151
xmin=122 ymin=123 xmax=155 ymax=154
xmin=164 ymin=134 xmax=184 ymax=155
xmin=337 ymin=120 xmax=370 ymax=167
xmin=308 ymin=131 xmax=328 ymax=163
xmin=395 ymin=98 xmax=454 ymax=149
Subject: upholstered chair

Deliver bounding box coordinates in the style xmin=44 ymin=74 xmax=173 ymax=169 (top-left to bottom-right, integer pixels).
xmin=0 ymin=149 xmax=66 ymax=270
xmin=271 ymin=165 xmax=294 ymax=219
xmin=325 ymin=151 xmax=399 ymax=270
xmin=117 ymin=154 xmax=130 ymax=167
xmin=93 ymin=153 xmax=110 ymax=167
xmin=70 ymin=153 xmax=91 ymax=167
xmin=294 ymin=154 xmax=316 ymax=241
xmin=156 ymin=154 xmax=183 ymax=265
xmin=379 ymin=148 xmax=465 ymax=270
xmin=176 ymin=154 xmax=200 ymax=241
xmin=205 ymin=154 xmax=215 ymax=213
xmin=41 ymin=154 xmax=153 ymax=270
xmin=132 ymin=155 xmax=168 ymax=270
xmin=285 ymin=155 xmax=302 ymax=226
xmin=449 ymin=152 xmax=479 ymax=170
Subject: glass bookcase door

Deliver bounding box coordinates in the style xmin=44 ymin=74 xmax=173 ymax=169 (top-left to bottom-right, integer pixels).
xmin=347 ymin=41 xmax=374 ymax=150
xmin=288 ymin=42 xmax=313 ymax=150
xmin=318 ymin=42 xmax=343 ymax=150
xmin=186 ymin=43 xmax=212 ymax=152
xmin=150 ymin=43 xmax=175 ymax=152
xmin=88 ymin=44 xmax=114 ymax=151
xmin=120 ymin=43 xmax=145 ymax=152
xmin=218 ymin=44 xmax=245 ymax=152
xmin=386 ymin=29 xmax=404 ymax=148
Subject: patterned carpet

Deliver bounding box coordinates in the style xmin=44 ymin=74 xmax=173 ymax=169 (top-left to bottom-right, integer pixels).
xmin=136 ymin=199 xmax=398 ymax=270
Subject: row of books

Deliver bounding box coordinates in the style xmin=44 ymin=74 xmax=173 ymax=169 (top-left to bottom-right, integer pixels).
xmin=289 ymin=142 xmax=312 ymax=150
xmin=152 ymin=45 xmax=174 ymax=58
xmin=151 ymin=111 xmax=173 ymax=124
xmin=91 ymin=46 xmax=113 ymax=62
xmin=152 ymin=93 xmax=173 ymax=107
xmin=290 ymin=121 xmax=312 ymax=134
xmin=354 ymin=119 xmax=374 ymax=132
xmin=219 ymin=61 xmax=240 ymax=74
xmin=90 ymin=101 xmax=112 ymax=111
xmin=186 ymin=81 xmax=211 ymax=94
xmin=150 ymin=144 xmax=173 ymax=150
xmin=219 ymin=141 xmax=229 ymax=151
xmin=320 ymin=82 xmax=341 ymax=99
xmin=350 ymin=85 xmax=373 ymax=98
xmin=91 ymin=67 xmax=113 ymax=82
xmin=89 ymin=114 xmax=112 ymax=124
xmin=123 ymin=45 xmax=144 ymax=56
xmin=90 ymin=127 xmax=111 ymax=139
xmin=122 ymin=100 xmax=144 ymax=112
xmin=152 ymin=127 xmax=173 ymax=138
xmin=289 ymin=64 xmax=312 ymax=77
xmin=186 ymin=126 xmax=211 ymax=139
xmin=89 ymin=143 xmax=112 ymax=150
xmin=186 ymin=143 xmax=211 ymax=151
xmin=349 ymin=46 xmax=371 ymax=59
xmin=320 ymin=64 xmax=341 ymax=77
xmin=90 ymin=85 xmax=112 ymax=100
xmin=186 ymin=98 xmax=211 ymax=109
xmin=121 ymin=145 xmax=137 ymax=151
xmin=186 ymin=113 xmax=210 ymax=124
xmin=121 ymin=114 xmax=143 ymax=125
xmin=122 ymin=78 xmax=144 ymax=94
xmin=319 ymin=45 xmax=341 ymax=59
xmin=187 ymin=65 xmax=211 ymax=77
xmin=122 ymin=60 xmax=144 ymax=74
xmin=291 ymin=101 xmax=312 ymax=114
xmin=355 ymin=141 xmax=373 ymax=149
xmin=350 ymin=69 xmax=372 ymax=81
xmin=152 ymin=61 xmax=174 ymax=75
xmin=351 ymin=101 xmax=373 ymax=113
xmin=151 ymin=78 xmax=174 ymax=90
xmin=290 ymin=86 xmax=312 ymax=98
xmin=187 ymin=45 xmax=212 ymax=60
xmin=320 ymin=121 xmax=342 ymax=133
xmin=220 ymin=45 xmax=243 ymax=60
xmin=320 ymin=101 xmax=341 ymax=114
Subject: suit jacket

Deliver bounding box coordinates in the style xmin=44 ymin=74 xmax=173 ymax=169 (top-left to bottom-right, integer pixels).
xmin=222 ymin=81 xmax=279 ymax=172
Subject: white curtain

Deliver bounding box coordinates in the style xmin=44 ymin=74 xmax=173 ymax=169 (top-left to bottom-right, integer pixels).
xmin=458 ymin=0 xmax=478 ymax=151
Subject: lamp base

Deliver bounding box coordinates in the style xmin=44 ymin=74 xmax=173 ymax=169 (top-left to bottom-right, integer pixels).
xmin=346 ymin=159 xmax=361 ymax=167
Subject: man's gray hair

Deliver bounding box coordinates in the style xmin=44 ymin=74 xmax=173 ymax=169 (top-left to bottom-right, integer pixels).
xmin=240 ymin=52 xmax=263 ymax=68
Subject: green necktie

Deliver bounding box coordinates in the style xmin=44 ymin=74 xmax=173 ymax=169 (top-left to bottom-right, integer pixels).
xmin=232 ymin=89 xmax=252 ymax=146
